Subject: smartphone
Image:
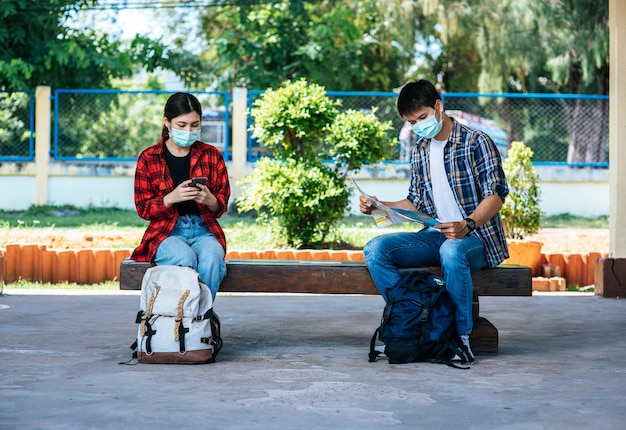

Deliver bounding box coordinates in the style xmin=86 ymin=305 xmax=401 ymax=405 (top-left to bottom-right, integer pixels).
xmin=191 ymin=177 xmax=207 ymax=185
xmin=189 ymin=177 xmax=207 ymax=188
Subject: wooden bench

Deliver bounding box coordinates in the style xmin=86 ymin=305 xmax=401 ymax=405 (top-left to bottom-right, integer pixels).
xmin=119 ymin=259 xmax=532 ymax=354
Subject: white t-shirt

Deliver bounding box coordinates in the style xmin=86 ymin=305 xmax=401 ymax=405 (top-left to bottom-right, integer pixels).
xmin=429 ymin=138 xmax=463 ymax=222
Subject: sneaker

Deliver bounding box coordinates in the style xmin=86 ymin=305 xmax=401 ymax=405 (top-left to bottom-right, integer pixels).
xmin=452 ymin=335 xmax=475 ymax=364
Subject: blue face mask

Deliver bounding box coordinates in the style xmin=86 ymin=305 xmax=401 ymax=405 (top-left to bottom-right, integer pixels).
xmin=412 ymin=109 xmax=443 ymax=139
xmin=170 ymin=127 xmax=201 ymax=148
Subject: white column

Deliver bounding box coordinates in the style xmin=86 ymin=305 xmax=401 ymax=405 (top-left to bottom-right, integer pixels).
xmin=609 ymin=0 xmax=626 ymax=257
xmin=35 ymin=86 xmax=51 ymax=206
xmin=230 ymin=87 xmax=248 ymax=198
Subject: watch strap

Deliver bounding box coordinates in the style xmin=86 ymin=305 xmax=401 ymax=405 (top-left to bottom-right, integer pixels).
xmin=464 ymin=217 xmax=476 ymax=232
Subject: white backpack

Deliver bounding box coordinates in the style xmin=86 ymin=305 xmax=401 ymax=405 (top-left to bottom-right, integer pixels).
xmin=130 ymin=265 xmax=222 ymax=364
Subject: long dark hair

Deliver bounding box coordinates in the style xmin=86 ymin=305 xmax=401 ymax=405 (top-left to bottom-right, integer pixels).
xmin=161 ymin=92 xmax=203 ymax=138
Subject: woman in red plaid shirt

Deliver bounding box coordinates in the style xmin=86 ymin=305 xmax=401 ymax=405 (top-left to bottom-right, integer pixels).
xmin=131 ymin=92 xmax=230 ymax=299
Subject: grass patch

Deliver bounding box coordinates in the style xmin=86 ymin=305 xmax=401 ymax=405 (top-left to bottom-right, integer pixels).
xmin=542 ymin=213 xmax=608 ymax=229
xmin=566 ymin=284 xmax=595 ymax=293
xmin=0 ymin=206 xmax=608 ymax=230
xmin=0 ymin=205 xmax=148 ymax=228
xmin=3 ymin=280 xmax=119 ymax=290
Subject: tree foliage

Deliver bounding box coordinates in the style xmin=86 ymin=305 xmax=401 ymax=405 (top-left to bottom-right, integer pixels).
xmin=325 ymin=108 xmax=394 ymax=177
xmin=419 ymin=0 xmax=608 ymax=95
xmin=417 ymin=0 xmax=609 ymax=164
xmin=0 ymin=0 xmax=204 ymax=91
xmin=250 ymin=79 xmax=339 ymax=159
xmin=55 ymin=92 xmax=165 ymax=159
xmin=197 ymin=0 xmax=422 ymax=91
xmin=238 ymin=157 xmax=350 ymax=248
xmin=0 ymin=92 xmax=31 ymax=157
xmin=0 ymin=0 xmax=130 ymax=90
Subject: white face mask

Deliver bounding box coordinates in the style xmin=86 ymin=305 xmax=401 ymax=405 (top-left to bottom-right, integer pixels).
xmin=170 ymin=127 xmax=201 ymax=147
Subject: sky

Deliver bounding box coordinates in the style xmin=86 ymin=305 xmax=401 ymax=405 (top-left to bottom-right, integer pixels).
xmin=115 ymin=8 xmax=162 ymax=39
xmin=77 ymin=7 xmax=163 ymax=41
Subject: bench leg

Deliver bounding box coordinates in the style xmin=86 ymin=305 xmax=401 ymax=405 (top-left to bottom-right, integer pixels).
xmin=470 ymin=317 xmax=498 ymax=354
xmin=470 ymin=292 xmax=498 ymax=354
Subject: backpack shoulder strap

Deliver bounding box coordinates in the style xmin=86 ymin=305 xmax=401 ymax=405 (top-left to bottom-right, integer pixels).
xmin=368 ymin=327 xmax=382 ymax=362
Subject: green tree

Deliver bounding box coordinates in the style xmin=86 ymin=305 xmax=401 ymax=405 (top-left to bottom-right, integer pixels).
xmin=0 ymin=1 xmax=205 ymax=91
xmin=238 ymin=157 xmax=350 ymax=248
xmin=325 ymin=108 xmax=394 ymax=178
xmin=532 ymin=0 xmax=609 ymax=164
xmin=249 ymin=78 xmax=338 ymax=159
xmin=196 ymin=0 xmax=423 ymax=91
xmin=55 ymin=92 xmax=166 ymax=159
xmin=418 ymin=0 xmax=609 ymax=164
xmin=0 ymin=0 xmax=131 ymax=90
xmin=0 ymin=1 xmax=210 ymax=160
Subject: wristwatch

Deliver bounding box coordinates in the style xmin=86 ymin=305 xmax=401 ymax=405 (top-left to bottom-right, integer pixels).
xmin=464 ymin=217 xmax=476 ymax=233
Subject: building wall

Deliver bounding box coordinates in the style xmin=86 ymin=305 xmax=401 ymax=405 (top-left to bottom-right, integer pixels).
xmin=0 ymin=161 xmax=609 ymax=217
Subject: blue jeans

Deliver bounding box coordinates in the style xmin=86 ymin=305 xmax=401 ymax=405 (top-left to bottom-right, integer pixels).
xmin=154 ymin=215 xmax=226 ymax=299
xmin=363 ymin=228 xmax=487 ymax=336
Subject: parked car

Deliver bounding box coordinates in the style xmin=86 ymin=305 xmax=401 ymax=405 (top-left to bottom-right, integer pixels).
xmin=446 ymin=110 xmax=509 ymax=158
xmin=201 ymin=109 xmax=226 ymax=151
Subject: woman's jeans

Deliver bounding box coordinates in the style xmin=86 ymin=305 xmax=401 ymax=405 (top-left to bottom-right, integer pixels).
xmin=363 ymin=228 xmax=487 ymax=336
xmin=154 ymin=215 xmax=226 ymax=299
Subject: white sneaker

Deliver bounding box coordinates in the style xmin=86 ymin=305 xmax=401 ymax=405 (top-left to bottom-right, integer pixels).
xmin=452 ymin=335 xmax=475 ymax=364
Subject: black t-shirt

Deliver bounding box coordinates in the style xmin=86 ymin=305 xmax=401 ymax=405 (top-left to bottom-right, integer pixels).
xmin=163 ymin=143 xmax=200 ymax=216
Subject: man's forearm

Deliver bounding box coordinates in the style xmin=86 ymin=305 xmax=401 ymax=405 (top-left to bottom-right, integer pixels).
xmin=467 ymin=195 xmax=503 ymax=226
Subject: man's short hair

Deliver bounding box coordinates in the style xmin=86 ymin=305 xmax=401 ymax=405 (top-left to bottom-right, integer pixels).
xmin=397 ymin=80 xmax=441 ymax=119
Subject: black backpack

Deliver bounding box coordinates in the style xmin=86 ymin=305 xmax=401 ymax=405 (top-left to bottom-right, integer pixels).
xmin=368 ymin=270 xmax=472 ymax=367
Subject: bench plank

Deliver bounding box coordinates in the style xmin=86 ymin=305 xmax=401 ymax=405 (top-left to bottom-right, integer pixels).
xmin=119 ymin=259 xmax=532 ymax=297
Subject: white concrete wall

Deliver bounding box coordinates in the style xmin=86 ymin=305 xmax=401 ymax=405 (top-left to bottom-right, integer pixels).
xmin=0 ymin=161 xmax=610 ymax=217
xmin=47 ymin=176 xmax=135 ymax=209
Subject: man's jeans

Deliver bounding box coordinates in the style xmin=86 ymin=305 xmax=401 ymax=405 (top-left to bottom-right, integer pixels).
xmin=155 ymin=215 xmax=226 ymax=299
xmin=363 ymin=228 xmax=487 ymax=336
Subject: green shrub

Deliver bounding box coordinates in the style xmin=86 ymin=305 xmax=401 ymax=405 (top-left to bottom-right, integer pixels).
xmin=241 ymin=78 xmax=395 ymax=247
xmin=501 ymin=141 xmax=543 ymax=239
xmin=325 ymin=107 xmax=395 ymax=176
xmin=238 ymin=158 xmax=349 ymax=247
xmin=250 ymin=78 xmax=339 ymax=159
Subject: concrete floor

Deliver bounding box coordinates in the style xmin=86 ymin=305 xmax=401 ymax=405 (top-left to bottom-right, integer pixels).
xmin=0 ymin=289 xmax=625 ymax=430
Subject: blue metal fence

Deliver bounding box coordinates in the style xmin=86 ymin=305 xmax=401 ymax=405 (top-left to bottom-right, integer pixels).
xmin=441 ymin=93 xmax=610 ymax=168
xmin=0 ymin=89 xmax=609 ymax=167
xmin=248 ymin=90 xmax=609 ymax=167
xmin=0 ymin=90 xmax=35 ymax=162
xmin=51 ymin=89 xmax=231 ymax=161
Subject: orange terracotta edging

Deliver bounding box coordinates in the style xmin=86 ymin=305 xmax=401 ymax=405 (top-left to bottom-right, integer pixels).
xmin=1 ymin=244 xmax=132 ymax=284
xmin=225 ymin=249 xmax=365 ymax=262
xmin=539 ymin=252 xmax=608 ymax=289
xmin=0 ymin=243 xmax=606 ymax=288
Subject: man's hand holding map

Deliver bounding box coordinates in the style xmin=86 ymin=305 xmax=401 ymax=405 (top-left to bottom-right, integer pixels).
xmin=352 ymin=178 xmax=440 ymax=228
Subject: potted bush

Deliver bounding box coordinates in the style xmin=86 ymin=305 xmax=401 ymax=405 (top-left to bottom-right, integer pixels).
xmin=500 ymin=141 xmax=544 ymax=275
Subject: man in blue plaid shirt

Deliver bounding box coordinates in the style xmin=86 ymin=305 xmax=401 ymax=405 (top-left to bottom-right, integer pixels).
xmin=360 ymin=79 xmax=510 ymax=363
